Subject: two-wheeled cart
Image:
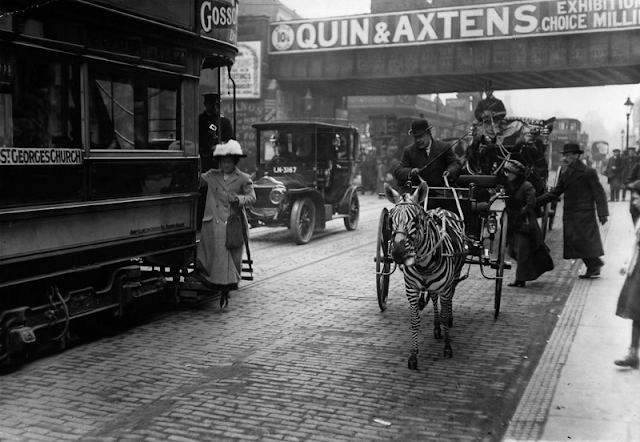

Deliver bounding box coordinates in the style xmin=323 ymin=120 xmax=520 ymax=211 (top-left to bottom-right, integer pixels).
xmin=376 ymin=175 xmax=511 ymax=320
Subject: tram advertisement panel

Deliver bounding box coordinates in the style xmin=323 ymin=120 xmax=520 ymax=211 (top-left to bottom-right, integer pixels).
xmin=199 ymin=0 xmax=238 ymax=45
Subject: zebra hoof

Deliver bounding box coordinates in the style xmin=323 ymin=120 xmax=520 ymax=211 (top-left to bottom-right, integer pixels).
xmin=434 ymin=328 xmax=442 ymax=340
xmin=443 ymin=347 xmax=453 ymax=358
xmin=408 ymin=355 xmax=418 ymax=370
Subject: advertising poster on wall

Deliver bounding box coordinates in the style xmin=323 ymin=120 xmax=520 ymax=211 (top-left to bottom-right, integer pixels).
xmin=223 ymin=41 xmax=261 ymax=99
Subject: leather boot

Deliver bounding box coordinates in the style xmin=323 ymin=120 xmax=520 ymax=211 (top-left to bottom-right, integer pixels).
xmin=614 ymin=347 xmax=639 ymax=368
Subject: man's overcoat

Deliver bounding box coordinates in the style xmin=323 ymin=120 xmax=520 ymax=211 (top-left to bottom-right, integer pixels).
xmin=393 ymin=139 xmax=461 ymax=190
xmin=537 ymin=159 xmax=608 ymax=259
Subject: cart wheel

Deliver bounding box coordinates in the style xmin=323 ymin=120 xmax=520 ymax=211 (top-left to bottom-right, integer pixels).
xmin=344 ymin=192 xmax=360 ymax=231
xmin=291 ymin=197 xmax=316 ymax=245
xmin=494 ymin=211 xmax=508 ymax=320
xmin=377 ymin=208 xmax=391 ymax=311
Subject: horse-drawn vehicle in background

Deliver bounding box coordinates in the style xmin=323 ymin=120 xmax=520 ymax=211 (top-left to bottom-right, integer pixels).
xmin=376 ymin=175 xmax=510 ymax=369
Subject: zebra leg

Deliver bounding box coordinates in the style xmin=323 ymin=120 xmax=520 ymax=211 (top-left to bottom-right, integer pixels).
xmin=418 ymin=290 xmax=428 ymax=310
xmin=430 ymin=292 xmax=442 ymax=340
xmin=441 ymin=293 xmax=454 ymax=358
xmin=407 ymin=286 xmax=421 ymax=370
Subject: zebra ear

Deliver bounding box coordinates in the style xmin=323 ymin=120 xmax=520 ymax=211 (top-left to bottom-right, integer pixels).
xmin=412 ymin=181 xmax=429 ymax=206
xmin=384 ymin=183 xmax=400 ymax=203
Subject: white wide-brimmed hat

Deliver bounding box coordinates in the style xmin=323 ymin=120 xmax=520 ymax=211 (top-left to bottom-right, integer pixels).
xmin=213 ymin=139 xmax=246 ymax=158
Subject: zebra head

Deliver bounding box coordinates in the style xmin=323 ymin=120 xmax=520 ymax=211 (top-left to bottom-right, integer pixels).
xmin=384 ymin=182 xmax=429 ymax=266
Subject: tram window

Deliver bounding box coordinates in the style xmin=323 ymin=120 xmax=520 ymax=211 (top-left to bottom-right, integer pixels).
xmin=89 ymin=70 xmax=179 ymax=150
xmin=6 ymin=55 xmax=81 ymax=148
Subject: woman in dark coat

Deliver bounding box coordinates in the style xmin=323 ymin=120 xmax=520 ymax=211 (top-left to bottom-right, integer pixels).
xmin=537 ymin=143 xmax=609 ymax=278
xmin=615 ymin=180 xmax=640 ymax=369
xmin=195 ymin=140 xmax=256 ymax=308
xmin=503 ymin=160 xmax=554 ymax=287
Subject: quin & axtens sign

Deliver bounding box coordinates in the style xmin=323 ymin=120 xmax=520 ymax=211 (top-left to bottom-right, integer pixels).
xmin=270 ymin=0 xmax=640 ymax=53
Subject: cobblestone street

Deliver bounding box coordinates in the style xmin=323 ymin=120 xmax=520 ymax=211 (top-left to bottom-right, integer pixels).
xmin=0 ymin=192 xmax=577 ymax=442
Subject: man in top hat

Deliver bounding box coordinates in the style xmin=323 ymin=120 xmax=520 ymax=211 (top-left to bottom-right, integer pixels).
xmin=393 ymin=118 xmax=461 ymax=192
xmin=199 ymin=92 xmax=234 ymax=172
xmin=605 ymin=148 xmax=625 ymax=201
xmin=537 ymin=142 xmax=609 ymax=279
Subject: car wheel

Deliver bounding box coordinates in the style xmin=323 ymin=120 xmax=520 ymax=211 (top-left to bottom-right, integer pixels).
xmin=290 ymin=197 xmax=315 ymax=245
xmin=344 ymin=192 xmax=359 ymax=231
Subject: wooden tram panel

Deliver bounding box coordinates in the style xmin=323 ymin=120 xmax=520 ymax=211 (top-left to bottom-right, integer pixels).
xmin=0 ymin=0 xmax=239 ymax=365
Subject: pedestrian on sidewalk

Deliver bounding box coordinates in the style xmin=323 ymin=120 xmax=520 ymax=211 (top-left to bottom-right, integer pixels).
xmin=624 ymin=156 xmax=640 ymax=224
xmin=615 ymin=179 xmax=640 ymax=369
xmin=536 ymin=143 xmax=609 ymax=279
xmin=605 ymin=148 xmax=625 ymax=202
xmin=503 ymin=160 xmax=554 ymax=287
xmin=621 ymin=147 xmax=638 ymax=201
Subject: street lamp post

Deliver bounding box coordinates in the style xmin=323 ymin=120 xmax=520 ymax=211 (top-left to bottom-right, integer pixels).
xmin=625 ymin=96 xmax=634 ymax=152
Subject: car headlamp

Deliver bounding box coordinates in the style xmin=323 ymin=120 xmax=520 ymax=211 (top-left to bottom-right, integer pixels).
xmin=269 ymin=185 xmax=286 ymax=204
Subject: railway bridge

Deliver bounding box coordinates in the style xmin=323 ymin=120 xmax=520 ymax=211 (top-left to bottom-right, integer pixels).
xmin=266 ymin=0 xmax=640 ymax=98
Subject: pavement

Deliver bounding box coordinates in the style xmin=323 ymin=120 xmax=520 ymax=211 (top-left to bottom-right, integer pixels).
xmin=503 ymin=197 xmax=640 ymax=442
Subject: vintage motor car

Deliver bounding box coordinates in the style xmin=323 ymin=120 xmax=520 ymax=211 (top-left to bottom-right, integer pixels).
xmin=249 ymin=121 xmax=361 ymax=244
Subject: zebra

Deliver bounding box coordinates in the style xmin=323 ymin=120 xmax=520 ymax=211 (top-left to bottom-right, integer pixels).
xmin=384 ymin=182 xmax=467 ymax=370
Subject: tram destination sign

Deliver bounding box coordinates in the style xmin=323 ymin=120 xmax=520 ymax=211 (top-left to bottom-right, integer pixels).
xmin=270 ymin=0 xmax=640 ymax=53
xmin=0 ymin=148 xmax=83 ymax=166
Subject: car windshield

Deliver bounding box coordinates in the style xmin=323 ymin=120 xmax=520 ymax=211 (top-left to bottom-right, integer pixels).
xmin=259 ymin=129 xmax=314 ymax=163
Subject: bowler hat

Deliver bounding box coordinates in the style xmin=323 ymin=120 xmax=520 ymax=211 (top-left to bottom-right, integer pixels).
xmin=213 ymin=139 xmax=247 ymax=158
xmin=504 ymin=159 xmax=526 ymax=175
xmin=561 ymin=143 xmax=583 ymax=154
xmin=613 ymin=148 xmax=621 ymax=153
xmin=408 ymin=118 xmax=432 ymax=137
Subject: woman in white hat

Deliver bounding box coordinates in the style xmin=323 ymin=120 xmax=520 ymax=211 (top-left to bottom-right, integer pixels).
xmin=195 ymin=140 xmax=256 ymax=307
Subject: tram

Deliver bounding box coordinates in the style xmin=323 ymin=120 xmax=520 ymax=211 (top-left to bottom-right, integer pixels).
xmin=0 ymin=0 xmax=239 ymax=365
xmin=547 ymin=118 xmax=589 ymax=168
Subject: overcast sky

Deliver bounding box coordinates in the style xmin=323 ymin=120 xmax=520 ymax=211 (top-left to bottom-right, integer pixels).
xmin=277 ymin=0 xmax=640 ymax=148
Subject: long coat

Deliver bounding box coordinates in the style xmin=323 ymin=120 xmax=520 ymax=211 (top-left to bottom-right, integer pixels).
xmin=537 ymin=159 xmax=608 ymax=259
xmin=617 ymin=221 xmax=640 ymax=321
xmin=196 ymin=167 xmax=256 ymax=290
xmin=393 ymin=138 xmax=461 ymax=191
xmin=605 ymin=155 xmax=625 ymax=189
xmin=505 ymin=178 xmax=554 ymax=281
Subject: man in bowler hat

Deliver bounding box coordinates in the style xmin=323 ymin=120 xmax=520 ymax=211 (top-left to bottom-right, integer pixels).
xmin=393 ymin=118 xmax=461 ymax=193
xmin=537 ymin=142 xmax=609 ymax=278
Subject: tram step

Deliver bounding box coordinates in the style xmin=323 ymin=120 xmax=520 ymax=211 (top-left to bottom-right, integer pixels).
xmin=372 ymin=256 xmax=394 ymax=263
xmin=242 ymin=259 xmax=254 ymax=281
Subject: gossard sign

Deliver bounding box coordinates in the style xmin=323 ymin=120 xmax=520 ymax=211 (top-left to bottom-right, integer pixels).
xmin=270 ymin=0 xmax=640 ymax=53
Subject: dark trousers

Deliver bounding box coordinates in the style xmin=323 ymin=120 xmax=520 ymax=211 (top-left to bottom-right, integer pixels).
xmin=582 ymin=257 xmax=604 ymax=272
xmin=610 ymin=188 xmax=620 ymax=201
